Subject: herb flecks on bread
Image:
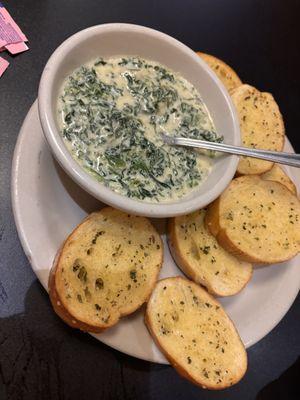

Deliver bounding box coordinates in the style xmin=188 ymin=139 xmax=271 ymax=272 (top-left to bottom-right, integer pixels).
xmin=261 ymin=164 xmax=297 ymax=195
xmin=197 ymin=52 xmax=242 ymax=92
xmin=231 ymin=84 xmax=285 ymax=175
xmin=49 ymin=207 xmax=163 ymax=332
xmin=168 ymin=210 xmax=252 ymax=296
xmin=205 ymin=175 xmax=300 ymax=264
xmin=145 ymin=277 xmax=247 ymax=389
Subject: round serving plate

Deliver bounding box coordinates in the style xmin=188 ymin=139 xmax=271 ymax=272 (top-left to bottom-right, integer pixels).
xmin=12 ymin=101 xmax=300 ymax=364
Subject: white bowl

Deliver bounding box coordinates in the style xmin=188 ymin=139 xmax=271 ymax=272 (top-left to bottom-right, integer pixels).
xmin=38 ymin=23 xmax=240 ymax=218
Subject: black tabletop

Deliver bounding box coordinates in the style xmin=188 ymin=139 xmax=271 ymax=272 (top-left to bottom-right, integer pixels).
xmin=1 ymin=1 xmax=300 ymax=399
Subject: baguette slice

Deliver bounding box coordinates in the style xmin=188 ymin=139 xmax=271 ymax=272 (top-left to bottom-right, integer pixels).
xmin=145 ymin=277 xmax=247 ymax=389
xmin=197 ymin=52 xmax=242 ymax=92
xmin=49 ymin=207 xmax=163 ymax=332
xmin=231 ymin=84 xmax=285 ymax=175
xmin=168 ymin=210 xmax=252 ymax=296
xmin=205 ymin=175 xmax=300 ymax=264
xmin=261 ymin=164 xmax=297 ymax=195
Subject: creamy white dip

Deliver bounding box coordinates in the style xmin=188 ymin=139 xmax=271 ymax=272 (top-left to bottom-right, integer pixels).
xmin=57 ymin=57 xmax=221 ymax=202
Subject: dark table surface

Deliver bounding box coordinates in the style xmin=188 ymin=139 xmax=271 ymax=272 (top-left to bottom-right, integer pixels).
xmin=1 ymin=1 xmax=300 ymax=399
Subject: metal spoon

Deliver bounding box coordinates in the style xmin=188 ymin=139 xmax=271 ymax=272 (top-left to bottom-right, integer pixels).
xmin=161 ymin=134 xmax=300 ymax=168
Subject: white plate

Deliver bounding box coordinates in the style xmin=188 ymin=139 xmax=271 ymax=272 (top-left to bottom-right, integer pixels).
xmin=12 ymin=101 xmax=300 ymax=364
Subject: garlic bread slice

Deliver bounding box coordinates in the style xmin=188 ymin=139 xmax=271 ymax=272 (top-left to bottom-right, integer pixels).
xmin=145 ymin=277 xmax=247 ymax=389
xmin=261 ymin=163 xmax=297 ymax=195
xmin=49 ymin=207 xmax=163 ymax=332
xmin=206 ymin=175 xmax=300 ymax=264
xmin=168 ymin=210 xmax=252 ymax=296
xmin=231 ymin=84 xmax=285 ymax=175
xmin=197 ymin=52 xmax=242 ymax=92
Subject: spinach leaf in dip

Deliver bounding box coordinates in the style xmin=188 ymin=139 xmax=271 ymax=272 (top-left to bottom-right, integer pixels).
xmin=57 ymin=57 xmax=222 ymax=202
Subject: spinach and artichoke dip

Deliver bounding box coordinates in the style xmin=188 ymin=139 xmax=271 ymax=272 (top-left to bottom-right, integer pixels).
xmin=57 ymin=57 xmax=222 ymax=202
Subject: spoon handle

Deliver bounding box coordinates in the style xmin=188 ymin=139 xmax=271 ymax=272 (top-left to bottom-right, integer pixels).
xmin=163 ymin=135 xmax=300 ymax=168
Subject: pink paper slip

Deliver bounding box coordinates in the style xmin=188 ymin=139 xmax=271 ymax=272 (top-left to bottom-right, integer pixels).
xmin=0 ymin=2 xmax=28 ymax=47
xmin=0 ymin=55 xmax=9 ymax=76
xmin=5 ymin=41 xmax=28 ymax=54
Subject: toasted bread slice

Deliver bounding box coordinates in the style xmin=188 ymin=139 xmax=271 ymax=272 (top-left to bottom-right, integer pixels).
xmin=231 ymin=84 xmax=285 ymax=175
xmin=261 ymin=164 xmax=297 ymax=195
xmin=145 ymin=277 xmax=247 ymax=389
xmin=205 ymin=175 xmax=300 ymax=264
xmin=197 ymin=52 xmax=242 ymax=92
xmin=168 ymin=210 xmax=252 ymax=296
xmin=49 ymin=207 xmax=163 ymax=332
